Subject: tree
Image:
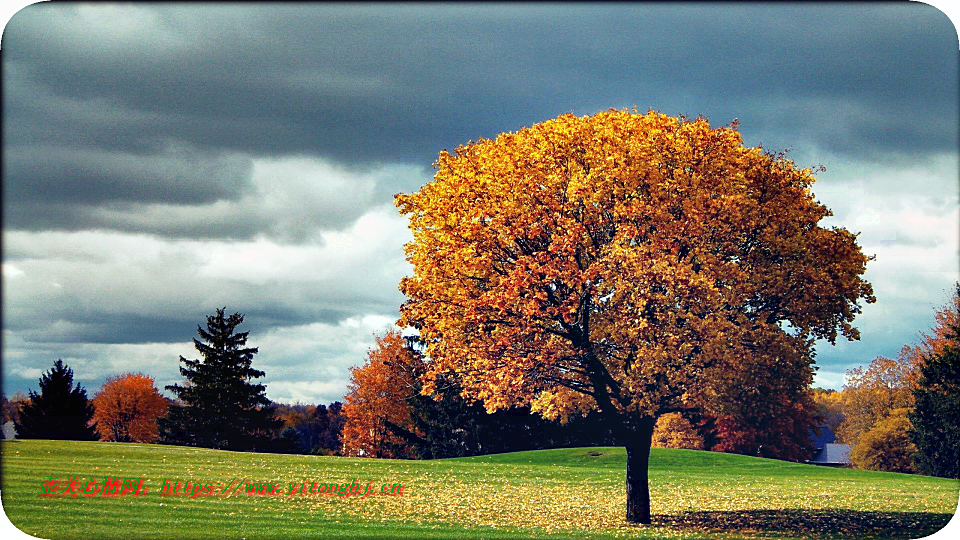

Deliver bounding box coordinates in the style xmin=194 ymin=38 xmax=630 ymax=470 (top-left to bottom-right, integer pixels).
xmin=341 ymin=331 xmax=422 ymax=458
xmin=396 ymin=110 xmax=874 ymax=523
xmin=92 ymin=373 xmax=168 ymax=443
xmin=161 ymin=308 xmax=281 ymax=451
xmin=273 ymin=401 xmax=346 ymax=455
xmin=849 ymin=407 xmax=916 ymax=473
xmin=910 ymin=283 xmax=960 ymax=478
xmin=702 ymin=340 xmax=822 ymax=461
xmin=812 ymin=387 xmax=846 ymax=437
xmin=313 ymin=402 xmax=347 ymax=454
xmin=837 ymin=347 xmax=918 ymax=449
xmin=15 ymin=360 xmax=97 ymax=440
xmin=2 ymin=391 xmax=30 ymax=425
xmin=393 ymin=372 xmax=483 ymax=459
xmin=651 ymin=413 xmax=704 ymax=450
xmin=917 ymin=282 xmax=960 ymax=360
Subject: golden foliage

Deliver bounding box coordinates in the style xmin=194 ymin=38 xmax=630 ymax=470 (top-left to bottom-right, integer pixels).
xmin=651 ymin=413 xmax=704 ymax=450
xmin=396 ymin=109 xmax=874 ymax=425
xmin=849 ymin=408 xmax=917 ymax=473
xmin=91 ymin=373 xmax=168 ymax=443
xmin=837 ymin=348 xmax=919 ymax=447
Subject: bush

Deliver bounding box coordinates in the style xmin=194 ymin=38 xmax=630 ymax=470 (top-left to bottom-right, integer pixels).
xmin=849 ymin=408 xmax=916 ymax=473
xmin=652 ymin=413 xmax=704 ymax=450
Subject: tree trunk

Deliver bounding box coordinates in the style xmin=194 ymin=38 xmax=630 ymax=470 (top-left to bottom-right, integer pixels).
xmin=625 ymin=417 xmax=655 ymax=524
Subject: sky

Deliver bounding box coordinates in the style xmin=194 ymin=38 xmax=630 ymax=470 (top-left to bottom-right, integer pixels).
xmin=2 ymin=3 xmax=958 ymax=405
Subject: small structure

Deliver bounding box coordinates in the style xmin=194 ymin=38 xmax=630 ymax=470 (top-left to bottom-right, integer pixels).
xmin=809 ymin=443 xmax=851 ymax=466
xmin=807 ymin=424 xmax=850 ymax=466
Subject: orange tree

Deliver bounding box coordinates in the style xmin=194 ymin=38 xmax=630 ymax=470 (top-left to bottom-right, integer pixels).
xmin=341 ymin=331 xmax=423 ymax=458
xmin=92 ymin=373 xmax=168 ymax=443
xmin=396 ymin=109 xmax=874 ymax=524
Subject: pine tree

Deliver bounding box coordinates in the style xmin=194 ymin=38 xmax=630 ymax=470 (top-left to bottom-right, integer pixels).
xmin=161 ymin=308 xmax=281 ymax=451
xmin=15 ymin=359 xmax=97 ymax=440
xmin=909 ymin=284 xmax=960 ymax=478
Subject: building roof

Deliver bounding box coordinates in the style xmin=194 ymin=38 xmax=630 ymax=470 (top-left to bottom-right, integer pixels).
xmin=809 ymin=424 xmax=838 ymax=449
xmin=809 ymin=443 xmax=850 ymax=465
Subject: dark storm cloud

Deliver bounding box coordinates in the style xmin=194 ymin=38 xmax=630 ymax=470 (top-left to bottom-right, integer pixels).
xmin=3 ymin=278 xmax=392 ymax=345
xmin=15 ymin=312 xmax=197 ymax=345
xmin=4 ymin=4 xmax=957 ymax=213
xmin=2 ymin=3 xmax=957 ymax=400
xmin=3 ymin=145 xmax=251 ymax=204
xmin=9 ymin=306 xmax=353 ymax=345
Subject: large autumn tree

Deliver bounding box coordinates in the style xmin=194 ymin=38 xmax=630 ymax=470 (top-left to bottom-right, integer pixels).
xmin=92 ymin=373 xmax=168 ymax=443
xmin=396 ymin=109 xmax=874 ymax=524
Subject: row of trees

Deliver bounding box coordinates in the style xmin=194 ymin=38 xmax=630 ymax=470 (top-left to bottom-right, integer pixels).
xmin=813 ymin=284 xmax=959 ymax=478
xmin=273 ymin=401 xmax=345 ymax=455
xmin=340 ymin=330 xmax=821 ymax=461
xmin=340 ymin=331 xmax=619 ymax=459
xmin=7 ymin=309 xmax=345 ymax=456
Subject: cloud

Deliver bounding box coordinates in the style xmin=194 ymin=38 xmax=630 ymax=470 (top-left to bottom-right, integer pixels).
xmin=2 ymin=205 xmax=411 ymax=346
xmin=5 ymin=151 xmax=429 ymax=240
xmin=253 ymin=314 xmax=397 ymax=403
xmin=5 ymin=5 xmax=954 ymax=237
xmin=2 ymin=314 xmax=398 ymax=405
xmin=2 ymin=3 xmax=957 ymax=400
xmin=2 ymin=263 xmax=24 ymax=278
xmin=812 ymin=369 xmax=847 ymax=390
xmin=3 ymin=143 xmax=252 ymax=205
xmin=4 ymin=4 xmax=956 ymax=173
xmin=807 ymin=153 xmax=959 ymax=383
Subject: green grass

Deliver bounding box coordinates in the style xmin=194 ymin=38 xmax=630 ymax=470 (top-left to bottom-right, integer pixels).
xmin=2 ymin=440 xmax=957 ymax=539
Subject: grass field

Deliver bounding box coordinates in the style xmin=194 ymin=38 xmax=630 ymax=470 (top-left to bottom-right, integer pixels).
xmin=1 ymin=440 xmax=957 ymax=539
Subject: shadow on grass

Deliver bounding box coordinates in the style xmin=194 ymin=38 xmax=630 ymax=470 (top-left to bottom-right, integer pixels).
xmin=653 ymin=509 xmax=954 ymax=538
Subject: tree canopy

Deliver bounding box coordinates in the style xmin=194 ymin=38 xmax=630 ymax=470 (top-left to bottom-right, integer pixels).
xmin=837 ymin=347 xmax=918 ymax=449
xmin=910 ymin=283 xmax=960 ymax=478
xmin=92 ymin=373 xmax=168 ymax=443
xmin=849 ymin=407 xmax=916 ymax=473
xmin=396 ymin=109 xmax=874 ymax=523
xmin=341 ymin=331 xmax=422 ymax=458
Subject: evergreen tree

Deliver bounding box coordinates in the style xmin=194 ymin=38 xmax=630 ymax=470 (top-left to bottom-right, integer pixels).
xmin=15 ymin=359 xmax=97 ymax=440
xmin=161 ymin=308 xmax=281 ymax=451
xmin=910 ymin=285 xmax=960 ymax=478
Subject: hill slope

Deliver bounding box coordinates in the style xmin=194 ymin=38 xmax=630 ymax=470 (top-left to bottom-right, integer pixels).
xmin=2 ymin=440 xmax=957 ymax=539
